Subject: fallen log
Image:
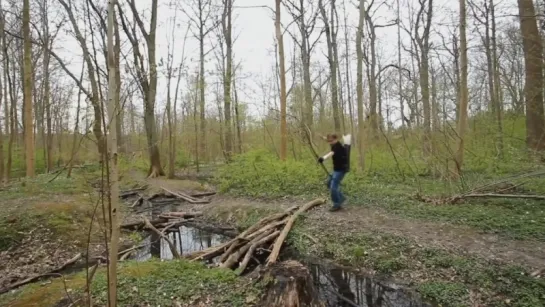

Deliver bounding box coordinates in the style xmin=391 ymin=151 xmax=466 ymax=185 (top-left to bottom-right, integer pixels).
xmin=130 ymin=195 xmax=143 ymax=208
xmin=220 ymin=229 xmax=277 ymax=269
xmin=260 ymin=260 xmax=324 ymax=307
xmin=450 ymin=193 xmax=545 ymax=203
xmin=121 ymin=217 xmax=167 ymax=230
xmin=0 ymin=253 xmax=82 ymax=294
xmin=267 ymin=198 xmax=324 ymax=265
xmin=143 ymin=216 xmax=181 ymax=259
xmin=158 ymin=211 xmax=203 ymax=219
xmin=120 ymin=186 xmax=147 ymax=199
xmin=191 ymin=191 xmax=217 ymax=197
xmin=162 ymin=187 xmax=210 ymax=204
xmin=238 ymin=230 xmax=280 ymax=274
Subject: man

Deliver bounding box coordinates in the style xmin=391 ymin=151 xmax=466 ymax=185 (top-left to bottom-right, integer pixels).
xmin=318 ymin=134 xmax=351 ymax=212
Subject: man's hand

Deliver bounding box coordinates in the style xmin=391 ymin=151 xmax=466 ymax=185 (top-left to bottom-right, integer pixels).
xmin=318 ymin=157 xmax=324 ymax=164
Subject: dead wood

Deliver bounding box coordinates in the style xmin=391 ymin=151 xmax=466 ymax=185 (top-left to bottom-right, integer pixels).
xmin=121 ymin=217 xmax=167 ymax=230
xmin=267 ymin=198 xmax=324 ymax=265
xmin=451 ymin=193 xmax=545 ymax=202
xmin=162 ymin=187 xmax=210 ymax=204
xmin=260 ymin=260 xmax=324 ymax=307
xmin=158 ymin=211 xmax=203 ymax=219
xmin=130 ymin=195 xmax=143 ymax=208
xmin=120 ymin=186 xmax=147 ymax=198
xmin=238 ymin=230 xmax=280 ymax=274
xmin=191 ymin=191 xmax=216 ymax=197
xmin=220 ymin=229 xmax=276 ymax=269
xmin=142 ymin=216 xmax=181 ymax=259
xmin=0 ymin=253 xmax=82 ymax=294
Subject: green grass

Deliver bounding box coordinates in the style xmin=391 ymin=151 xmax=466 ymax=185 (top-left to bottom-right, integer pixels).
xmin=217 ymin=149 xmax=545 ymax=241
xmin=0 ymin=259 xmax=264 ymax=307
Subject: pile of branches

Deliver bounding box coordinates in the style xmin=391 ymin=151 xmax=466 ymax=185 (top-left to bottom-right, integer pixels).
xmin=185 ymin=198 xmax=324 ymax=274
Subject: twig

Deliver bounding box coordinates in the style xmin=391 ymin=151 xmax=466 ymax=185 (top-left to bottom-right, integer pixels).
xmin=130 ymin=195 xmax=143 ymax=208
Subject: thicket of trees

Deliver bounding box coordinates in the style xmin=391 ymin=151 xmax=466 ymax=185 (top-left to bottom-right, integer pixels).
xmin=0 ymin=0 xmax=544 ymax=183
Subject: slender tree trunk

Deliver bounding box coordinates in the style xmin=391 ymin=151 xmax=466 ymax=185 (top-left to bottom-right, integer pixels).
xmin=275 ymin=0 xmax=288 ymax=161
xmin=517 ymin=0 xmax=545 ymax=152
xmin=0 ymin=58 xmax=4 ymax=183
xmin=490 ymin=0 xmax=503 ymax=157
xmin=456 ymin=0 xmax=469 ymax=175
xmin=223 ymin=0 xmax=233 ymax=159
xmin=199 ymin=30 xmax=207 ymax=164
xmin=106 ymin=1 xmax=120 ymax=305
xmin=233 ymin=75 xmax=242 ymax=153
xmin=166 ymin=69 xmax=174 ymax=178
xmin=23 ymin=0 xmax=35 ymax=177
xmin=397 ymin=0 xmax=404 ymax=128
xmin=114 ymin=15 xmax=123 ymax=152
xmin=67 ymin=62 xmax=85 ymax=178
xmin=356 ymin=0 xmax=365 ymax=170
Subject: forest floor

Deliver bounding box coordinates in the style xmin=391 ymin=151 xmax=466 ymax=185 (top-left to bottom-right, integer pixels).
xmin=0 ymin=167 xmax=544 ymax=306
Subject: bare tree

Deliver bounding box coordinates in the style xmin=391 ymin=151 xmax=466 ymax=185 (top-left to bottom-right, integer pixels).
xmin=276 ymin=0 xmax=288 ymax=160
xmin=517 ymin=0 xmax=545 ymax=151
xmin=356 ymin=0 xmax=365 ymax=169
xmin=455 ymin=0 xmax=468 ymax=175
xmin=106 ymin=0 xmax=120 ymax=304
xmin=222 ymin=0 xmax=233 ymax=159
xmin=183 ymin=0 xmax=218 ymax=165
xmin=120 ymin=0 xmax=165 ymax=177
xmin=22 ymin=0 xmax=34 ymax=177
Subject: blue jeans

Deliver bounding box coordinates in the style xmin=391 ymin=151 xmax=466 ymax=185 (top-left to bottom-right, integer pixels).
xmin=329 ymin=171 xmax=346 ymax=208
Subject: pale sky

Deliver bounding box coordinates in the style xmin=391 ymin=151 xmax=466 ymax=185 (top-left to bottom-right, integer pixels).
xmin=47 ymin=0 xmax=519 ymax=128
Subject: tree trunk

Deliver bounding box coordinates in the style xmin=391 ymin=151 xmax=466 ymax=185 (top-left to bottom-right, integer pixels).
xmin=23 ymin=0 xmax=35 ymax=177
xmin=67 ymin=62 xmax=85 ymax=179
xmin=233 ymin=75 xmax=242 ymax=154
xmin=199 ymin=29 xmax=207 ymax=164
xmin=106 ymin=1 xmax=120 ymax=305
xmin=320 ymin=0 xmax=341 ymax=134
xmin=356 ymin=0 xmax=365 ymax=170
xmin=114 ymin=14 xmax=123 ymax=152
xmin=223 ymin=0 xmax=233 ymax=160
xmin=517 ymin=0 xmax=545 ymax=152
xmin=0 ymin=57 xmax=3 ymax=183
xmin=275 ymin=0 xmax=288 ymax=161
xmin=456 ymin=0 xmax=469 ymax=175
xmin=490 ymin=0 xmax=503 ymax=157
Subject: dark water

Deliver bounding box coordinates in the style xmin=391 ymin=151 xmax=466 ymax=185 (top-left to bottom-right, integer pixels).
xmin=134 ymin=225 xmax=227 ymax=261
xmin=307 ymin=261 xmax=433 ymax=307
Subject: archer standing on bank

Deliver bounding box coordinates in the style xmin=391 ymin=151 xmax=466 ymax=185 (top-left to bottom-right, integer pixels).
xmin=318 ymin=134 xmax=351 ymax=212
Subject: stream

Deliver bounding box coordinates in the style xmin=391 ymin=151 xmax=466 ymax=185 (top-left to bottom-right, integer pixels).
xmin=134 ymin=222 xmax=432 ymax=307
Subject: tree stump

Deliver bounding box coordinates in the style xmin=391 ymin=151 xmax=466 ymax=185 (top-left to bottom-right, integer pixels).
xmin=261 ymin=260 xmax=324 ymax=307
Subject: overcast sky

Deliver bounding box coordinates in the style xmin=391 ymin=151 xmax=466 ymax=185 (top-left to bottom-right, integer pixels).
xmin=49 ymin=0 xmax=519 ymax=128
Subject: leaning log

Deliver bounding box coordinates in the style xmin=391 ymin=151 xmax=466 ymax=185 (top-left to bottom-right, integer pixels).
xmin=267 ymin=199 xmax=325 ymax=265
xmin=260 ymin=260 xmax=324 ymax=307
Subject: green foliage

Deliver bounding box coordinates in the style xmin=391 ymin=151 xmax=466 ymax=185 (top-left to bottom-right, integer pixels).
xmin=90 ymin=259 xmax=262 ymax=306
xmin=417 ymin=282 xmax=469 ymax=307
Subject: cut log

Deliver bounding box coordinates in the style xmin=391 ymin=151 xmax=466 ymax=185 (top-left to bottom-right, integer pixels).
xmin=267 ymin=198 xmax=324 ymax=265
xmin=220 ymin=229 xmax=277 ymax=269
xmin=143 ymin=216 xmax=181 ymax=259
xmin=238 ymin=230 xmax=280 ymax=274
xmin=0 ymin=253 xmax=82 ymax=294
xmin=260 ymin=260 xmax=324 ymax=307
xmin=130 ymin=196 xmax=143 ymax=208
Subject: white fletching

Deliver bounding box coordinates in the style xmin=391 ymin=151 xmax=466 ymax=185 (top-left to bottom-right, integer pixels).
xmin=343 ymin=134 xmax=352 ymax=145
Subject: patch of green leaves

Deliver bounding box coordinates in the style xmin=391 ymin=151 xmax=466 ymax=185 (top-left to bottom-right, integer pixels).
xmin=91 ymin=259 xmax=262 ymax=306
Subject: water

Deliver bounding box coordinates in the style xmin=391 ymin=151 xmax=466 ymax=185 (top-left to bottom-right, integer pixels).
xmin=134 ymin=225 xmax=227 ymax=261
xmin=307 ymin=261 xmax=432 ymax=307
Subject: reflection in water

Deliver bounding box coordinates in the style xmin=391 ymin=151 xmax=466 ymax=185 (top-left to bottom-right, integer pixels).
xmin=135 ymin=226 xmax=226 ymax=261
xmin=308 ymin=263 xmax=432 ymax=307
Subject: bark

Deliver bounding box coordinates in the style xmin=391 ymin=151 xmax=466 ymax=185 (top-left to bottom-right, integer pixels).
xmin=122 ymin=0 xmax=165 ymax=177
xmin=319 ymin=0 xmax=341 ymax=133
xmin=23 ymin=0 xmax=35 ymax=177
xmin=67 ymin=62 xmax=85 ymax=179
xmin=114 ymin=14 xmax=122 ymax=152
xmin=275 ymin=0 xmax=288 ymax=161
xmin=233 ymin=75 xmax=242 ymax=153
xmin=364 ymin=11 xmax=379 ymax=139
xmin=106 ymin=1 xmax=120 ymax=305
xmin=456 ymin=0 xmax=469 ymax=175
xmin=356 ymin=0 xmax=365 ymax=170
xmin=490 ymin=0 xmax=503 ymax=157
xmin=41 ymin=1 xmax=53 ymax=172
xmin=0 ymin=57 xmax=3 ymax=183
xmin=222 ymin=0 xmax=233 ymax=159
xmin=517 ymin=0 xmax=545 ymax=151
